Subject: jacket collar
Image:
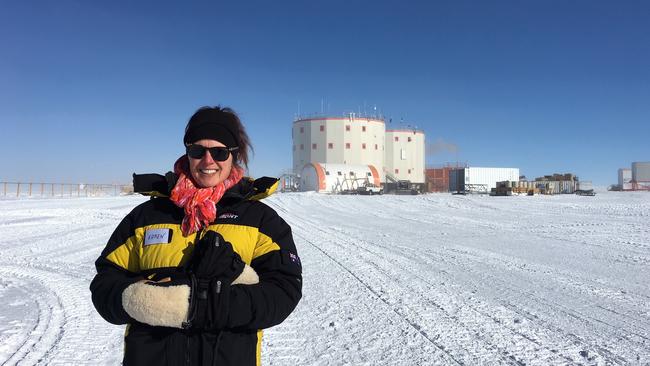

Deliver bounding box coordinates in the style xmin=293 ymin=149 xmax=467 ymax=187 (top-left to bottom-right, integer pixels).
xmin=133 ymin=172 xmax=279 ymax=203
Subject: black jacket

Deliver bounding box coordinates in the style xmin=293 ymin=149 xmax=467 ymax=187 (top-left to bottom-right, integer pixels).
xmin=90 ymin=177 xmax=302 ymax=365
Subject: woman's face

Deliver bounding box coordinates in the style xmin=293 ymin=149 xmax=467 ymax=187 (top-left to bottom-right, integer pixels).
xmin=187 ymin=139 xmax=233 ymax=188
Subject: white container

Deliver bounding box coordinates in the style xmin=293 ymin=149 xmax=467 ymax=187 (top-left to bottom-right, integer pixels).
xmin=561 ymin=180 xmax=575 ymax=194
xmin=454 ymin=167 xmax=520 ymax=193
xmin=618 ymin=168 xmax=632 ymax=186
xmin=577 ymin=181 xmax=593 ymax=191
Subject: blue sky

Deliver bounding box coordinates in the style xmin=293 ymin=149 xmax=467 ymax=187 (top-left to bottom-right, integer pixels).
xmin=1 ymin=0 xmax=648 ymax=185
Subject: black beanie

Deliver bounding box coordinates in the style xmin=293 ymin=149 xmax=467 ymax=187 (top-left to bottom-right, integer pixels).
xmin=183 ymin=108 xmax=238 ymax=148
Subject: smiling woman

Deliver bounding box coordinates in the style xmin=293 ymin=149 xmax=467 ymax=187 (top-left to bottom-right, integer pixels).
xmin=89 ymin=106 xmax=303 ymax=366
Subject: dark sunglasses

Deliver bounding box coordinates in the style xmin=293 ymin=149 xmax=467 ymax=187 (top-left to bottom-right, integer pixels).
xmin=186 ymin=144 xmax=238 ymax=161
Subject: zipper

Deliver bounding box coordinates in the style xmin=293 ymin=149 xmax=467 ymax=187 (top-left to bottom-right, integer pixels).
xmin=186 ymin=334 xmax=191 ymax=366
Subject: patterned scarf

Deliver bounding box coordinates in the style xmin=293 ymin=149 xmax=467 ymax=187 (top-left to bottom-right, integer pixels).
xmin=170 ymin=156 xmax=244 ymax=236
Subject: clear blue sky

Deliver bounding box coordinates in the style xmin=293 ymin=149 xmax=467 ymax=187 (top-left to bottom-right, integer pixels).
xmin=1 ymin=0 xmax=648 ymax=185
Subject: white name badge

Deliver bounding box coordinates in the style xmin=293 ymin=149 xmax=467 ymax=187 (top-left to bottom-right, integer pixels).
xmin=144 ymin=228 xmax=171 ymax=246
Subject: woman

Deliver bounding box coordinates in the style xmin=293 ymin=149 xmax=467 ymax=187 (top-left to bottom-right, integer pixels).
xmin=90 ymin=106 xmax=303 ymax=365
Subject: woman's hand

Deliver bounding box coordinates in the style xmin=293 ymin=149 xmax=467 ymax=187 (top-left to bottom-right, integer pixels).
xmin=121 ymin=277 xmax=191 ymax=328
xmin=183 ymin=230 xmax=259 ymax=330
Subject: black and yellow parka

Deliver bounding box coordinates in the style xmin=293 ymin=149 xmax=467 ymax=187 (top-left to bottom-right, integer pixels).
xmin=90 ymin=176 xmax=302 ymax=366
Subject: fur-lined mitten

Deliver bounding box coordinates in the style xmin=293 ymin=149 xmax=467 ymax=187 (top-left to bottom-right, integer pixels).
xmin=122 ymin=279 xmax=190 ymax=328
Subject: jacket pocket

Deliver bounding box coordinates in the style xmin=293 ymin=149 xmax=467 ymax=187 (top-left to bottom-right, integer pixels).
xmin=123 ymin=324 xmax=177 ymax=366
xmin=215 ymin=330 xmax=258 ymax=366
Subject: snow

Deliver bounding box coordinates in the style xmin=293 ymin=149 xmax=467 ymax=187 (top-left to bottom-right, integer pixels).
xmin=0 ymin=192 xmax=648 ymax=365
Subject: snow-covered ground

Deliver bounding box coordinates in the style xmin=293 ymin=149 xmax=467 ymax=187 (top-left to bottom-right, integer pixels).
xmin=0 ymin=192 xmax=648 ymax=365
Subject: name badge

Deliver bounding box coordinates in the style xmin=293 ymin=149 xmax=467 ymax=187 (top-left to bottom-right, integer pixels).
xmin=144 ymin=228 xmax=172 ymax=246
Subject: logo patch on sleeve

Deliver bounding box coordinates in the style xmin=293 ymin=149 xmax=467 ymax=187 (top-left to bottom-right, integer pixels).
xmin=289 ymin=252 xmax=300 ymax=264
xmin=283 ymin=250 xmax=301 ymax=267
xmin=144 ymin=228 xmax=172 ymax=246
xmin=218 ymin=213 xmax=239 ymax=220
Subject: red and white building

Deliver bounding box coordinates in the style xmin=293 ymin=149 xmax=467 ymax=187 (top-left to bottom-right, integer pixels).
xmin=293 ymin=114 xmax=425 ymax=192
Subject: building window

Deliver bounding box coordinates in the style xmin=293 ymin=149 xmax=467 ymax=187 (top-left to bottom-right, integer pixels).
xmin=362 ymin=126 xmax=366 ymax=132
xmin=346 ymin=125 xmax=350 ymax=131
xmin=328 ymin=143 xmax=333 ymax=149
xmin=362 ymin=143 xmax=366 ymax=149
xmin=350 ymin=172 xmax=355 ymax=176
xmin=401 ymin=149 xmax=407 ymax=160
xmin=395 ymin=169 xmax=399 ymax=174
xmin=345 ymin=143 xmax=351 ymax=149
xmin=325 ymin=171 xmax=330 ymax=175
xmin=375 ymin=144 xmax=378 ymax=150
xmin=320 ymin=125 xmax=324 ymax=132
xmin=408 ymin=169 xmax=412 ymax=174
xmin=337 ymin=171 xmax=342 ymax=176
xmin=394 ymin=136 xmax=399 ymax=142
xmin=312 ymin=143 xmax=317 ymax=150
xmin=300 ymin=144 xmax=304 ymax=150
xmin=300 ymin=127 xmax=304 ymax=133
xmin=408 ymin=137 xmax=412 ymax=142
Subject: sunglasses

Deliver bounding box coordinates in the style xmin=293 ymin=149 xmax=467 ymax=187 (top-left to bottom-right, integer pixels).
xmin=186 ymin=144 xmax=238 ymax=161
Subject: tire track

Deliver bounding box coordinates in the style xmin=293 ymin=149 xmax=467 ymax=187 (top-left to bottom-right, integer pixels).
xmin=318 ymin=219 xmax=642 ymax=365
xmin=0 ymin=271 xmax=65 ymax=366
xmin=290 ymin=229 xmax=464 ymax=365
xmin=270 ymin=194 xmax=646 ymax=365
xmin=0 ymin=265 xmax=120 ymax=365
xmin=289 ymin=215 xmax=523 ymax=365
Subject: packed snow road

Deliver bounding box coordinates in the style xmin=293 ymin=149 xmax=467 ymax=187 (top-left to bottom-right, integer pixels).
xmin=0 ymin=192 xmax=648 ymax=365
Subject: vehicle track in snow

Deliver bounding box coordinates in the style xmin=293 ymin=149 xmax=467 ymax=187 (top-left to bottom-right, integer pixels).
xmin=290 ymin=213 xmax=559 ymax=365
xmin=0 ymin=274 xmax=63 ymax=366
xmin=1 ymin=194 xmax=648 ymax=365
xmin=268 ymin=193 xmax=649 ymax=365
xmin=345 ymin=230 xmax=643 ymax=365
xmin=275 ymin=200 xmax=532 ymax=365
xmin=293 ymin=228 xmax=466 ymax=365
xmin=318 ymin=196 xmax=648 ymax=364
xmin=0 ymin=197 xmax=142 ymax=365
xmin=0 ymin=265 xmax=123 ymax=366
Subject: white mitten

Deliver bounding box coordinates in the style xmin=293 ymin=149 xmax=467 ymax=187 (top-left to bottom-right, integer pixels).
xmin=122 ymin=281 xmax=190 ymax=328
xmin=232 ymin=263 xmax=259 ymax=285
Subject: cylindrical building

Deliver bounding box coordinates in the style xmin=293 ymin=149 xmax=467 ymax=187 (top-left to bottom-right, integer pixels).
xmin=618 ymin=168 xmax=632 ymax=186
xmin=292 ymin=114 xmax=385 ymax=181
xmin=632 ymin=162 xmax=650 ymax=182
xmin=385 ymin=129 xmax=426 ymax=184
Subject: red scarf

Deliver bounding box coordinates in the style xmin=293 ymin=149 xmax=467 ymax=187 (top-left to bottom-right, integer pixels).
xmin=170 ymin=156 xmax=244 ymax=236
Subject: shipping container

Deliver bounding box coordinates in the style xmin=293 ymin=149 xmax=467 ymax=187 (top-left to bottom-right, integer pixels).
xmin=618 ymin=168 xmax=632 ymax=186
xmin=577 ymin=181 xmax=593 ymax=191
xmin=559 ymin=180 xmax=576 ymax=194
xmin=448 ymin=167 xmax=519 ymax=194
xmin=425 ymin=167 xmax=453 ymax=192
xmin=449 ymin=169 xmax=465 ymax=193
